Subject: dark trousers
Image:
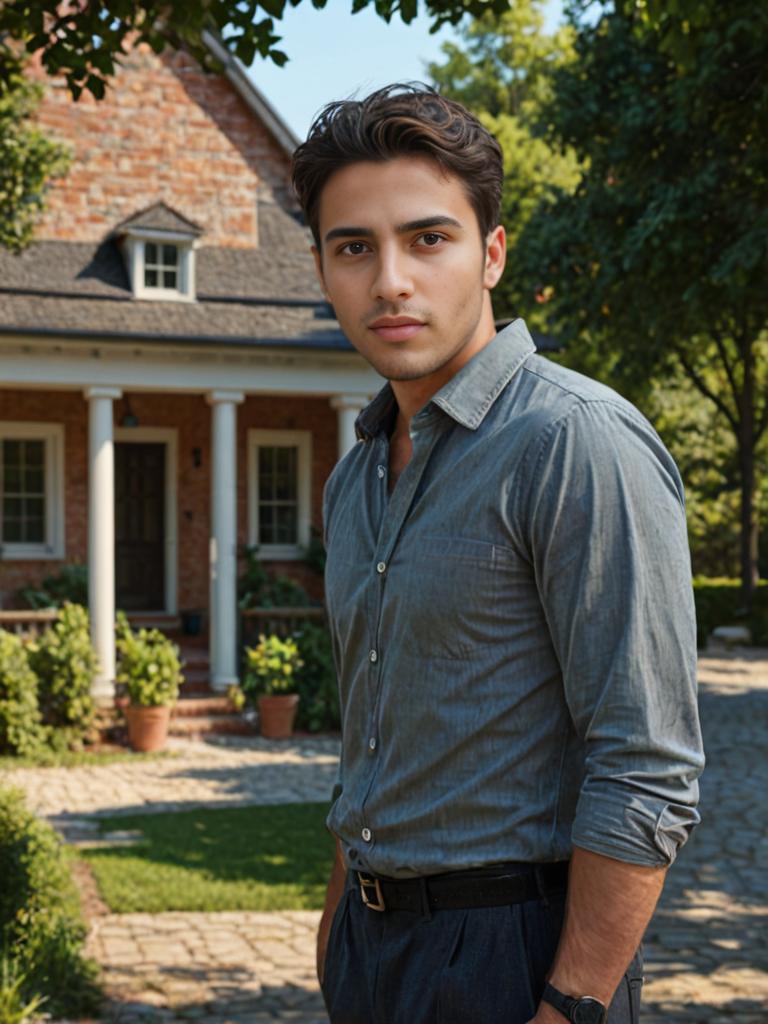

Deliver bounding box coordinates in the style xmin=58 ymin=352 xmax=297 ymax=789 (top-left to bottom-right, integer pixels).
xmin=321 ymin=874 xmax=644 ymax=1024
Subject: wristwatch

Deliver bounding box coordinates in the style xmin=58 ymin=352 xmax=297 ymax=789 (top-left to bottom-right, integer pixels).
xmin=541 ymin=982 xmax=607 ymax=1024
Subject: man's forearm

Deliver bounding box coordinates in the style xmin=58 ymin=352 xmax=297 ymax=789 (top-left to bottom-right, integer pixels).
xmin=530 ymin=845 xmax=666 ymax=1023
xmin=317 ymin=838 xmax=347 ymax=984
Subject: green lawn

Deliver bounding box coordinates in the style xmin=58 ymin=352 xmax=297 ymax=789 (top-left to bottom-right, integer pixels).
xmin=81 ymin=802 xmax=335 ymax=913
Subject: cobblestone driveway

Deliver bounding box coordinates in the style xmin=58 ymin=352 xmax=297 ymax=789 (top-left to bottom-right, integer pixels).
xmin=3 ymin=649 xmax=766 ymax=1023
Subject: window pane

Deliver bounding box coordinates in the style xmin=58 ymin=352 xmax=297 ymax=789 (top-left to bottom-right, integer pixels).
xmin=162 ymin=244 xmax=178 ymax=266
xmin=145 ymin=268 xmax=158 ymax=288
xmin=259 ymin=505 xmax=275 ymax=545
xmin=145 ymin=242 xmax=158 ymax=264
xmin=3 ymin=440 xmax=21 ymax=467
xmin=162 ymin=269 xmax=178 ymax=289
xmin=24 ymin=468 xmax=45 ymax=494
xmin=3 ymin=519 xmax=22 ymax=542
xmin=275 ymin=506 xmax=298 ymax=544
xmin=24 ymin=518 xmax=45 ymax=543
xmin=26 ymin=497 xmax=45 ymax=519
xmin=23 ymin=440 xmax=44 ymax=468
xmin=4 ymin=466 xmax=21 ymax=492
xmin=3 ymin=497 xmax=22 ymax=518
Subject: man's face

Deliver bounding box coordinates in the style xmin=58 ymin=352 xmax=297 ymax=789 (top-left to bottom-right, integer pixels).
xmin=313 ymin=155 xmax=505 ymax=385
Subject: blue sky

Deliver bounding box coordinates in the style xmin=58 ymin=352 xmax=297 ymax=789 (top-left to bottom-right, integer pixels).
xmin=247 ymin=0 xmax=564 ymax=141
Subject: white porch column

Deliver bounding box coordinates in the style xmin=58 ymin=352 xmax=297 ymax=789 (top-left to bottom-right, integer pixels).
xmin=331 ymin=394 xmax=370 ymax=460
xmin=85 ymin=386 xmax=122 ymax=703
xmin=207 ymin=389 xmax=244 ymax=691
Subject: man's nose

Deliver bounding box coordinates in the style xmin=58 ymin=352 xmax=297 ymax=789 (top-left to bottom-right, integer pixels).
xmin=371 ymin=249 xmax=414 ymax=303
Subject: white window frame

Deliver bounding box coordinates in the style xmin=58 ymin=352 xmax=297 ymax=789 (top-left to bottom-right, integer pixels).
xmin=0 ymin=422 xmax=65 ymax=560
xmin=124 ymin=229 xmax=196 ymax=302
xmin=247 ymin=429 xmax=312 ymax=560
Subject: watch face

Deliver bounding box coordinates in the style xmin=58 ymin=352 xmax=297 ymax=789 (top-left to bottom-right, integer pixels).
xmin=572 ymin=998 xmax=606 ymax=1024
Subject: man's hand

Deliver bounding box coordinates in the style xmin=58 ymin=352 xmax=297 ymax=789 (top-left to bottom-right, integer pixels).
xmin=524 ymin=845 xmax=666 ymax=1022
xmin=316 ymin=839 xmax=347 ymax=984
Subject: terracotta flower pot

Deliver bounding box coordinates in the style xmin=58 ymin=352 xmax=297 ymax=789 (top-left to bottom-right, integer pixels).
xmin=126 ymin=704 xmax=172 ymax=752
xmin=257 ymin=693 xmax=299 ymax=739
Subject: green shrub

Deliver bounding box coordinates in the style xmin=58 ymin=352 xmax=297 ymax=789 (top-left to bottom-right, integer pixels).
xmin=693 ymin=577 xmax=768 ymax=648
xmin=26 ymin=603 xmax=98 ymax=749
xmin=115 ymin=612 xmax=184 ymax=706
xmin=0 ymin=956 xmax=47 ymax=1024
xmin=0 ymin=634 xmax=47 ymax=758
xmin=293 ymin=621 xmax=339 ymax=733
xmin=0 ymin=787 xmax=100 ymax=1018
xmin=237 ymin=545 xmax=313 ymax=609
xmin=21 ymin=564 xmax=87 ymax=610
xmin=242 ymin=634 xmax=303 ymax=698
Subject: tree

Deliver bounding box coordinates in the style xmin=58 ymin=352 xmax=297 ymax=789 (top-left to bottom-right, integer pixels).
xmin=0 ymin=56 xmax=70 ymax=251
xmin=0 ymin=0 xmax=510 ymax=100
xmin=517 ymin=4 xmax=768 ymax=598
xmin=427 ymin=1 xmax=581 ymax=324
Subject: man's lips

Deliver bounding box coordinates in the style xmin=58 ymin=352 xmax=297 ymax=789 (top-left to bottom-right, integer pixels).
xmin=368 ymin=318 xmax=426 ymax=342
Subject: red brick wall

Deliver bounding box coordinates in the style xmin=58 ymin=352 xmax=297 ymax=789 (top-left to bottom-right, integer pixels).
xmin=28 ymin=47 xmax=292 ymax=248
xmin=0 ymin=390 xmax=336 ymax=610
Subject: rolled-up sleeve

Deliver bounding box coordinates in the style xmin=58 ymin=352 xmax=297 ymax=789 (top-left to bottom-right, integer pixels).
xmin=524 ymin=400 xmax=704 ymax=866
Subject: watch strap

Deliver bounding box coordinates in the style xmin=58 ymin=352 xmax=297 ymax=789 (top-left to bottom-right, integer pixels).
xmin=542 ymin=982 xmax=575 ymax=1020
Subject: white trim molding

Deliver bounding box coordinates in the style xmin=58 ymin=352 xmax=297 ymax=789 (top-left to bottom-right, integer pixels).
xmin=247 ymin=428 xmax=312 ymax=560
xmin=114 ymin=426 xmax=179 ymax=615
xmin=0 ymin=421 xmax=65 ymax=560
xmin=122 ymin=233 xmax=197 ymax=302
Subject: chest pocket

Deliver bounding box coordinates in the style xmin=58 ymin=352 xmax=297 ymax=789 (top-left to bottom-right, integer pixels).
xmin=388 ymin=535 xmax=506 ymax=660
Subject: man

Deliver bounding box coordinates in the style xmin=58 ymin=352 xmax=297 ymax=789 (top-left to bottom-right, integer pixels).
xmin=291 ymin=84 xmax=704 ymax=1024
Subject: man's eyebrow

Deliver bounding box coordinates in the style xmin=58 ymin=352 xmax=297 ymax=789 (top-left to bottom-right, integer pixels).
xmin=323 ymin=226 xmax=374 ymax=243
xmin=396 ymin=216 xmax=463 ymax=233
xmin=323 ymin=215 xmax=463 ymax=245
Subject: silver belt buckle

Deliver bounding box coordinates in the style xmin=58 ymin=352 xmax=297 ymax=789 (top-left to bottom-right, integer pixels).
xmin=359 ymin=874 xmax=386 ymax=911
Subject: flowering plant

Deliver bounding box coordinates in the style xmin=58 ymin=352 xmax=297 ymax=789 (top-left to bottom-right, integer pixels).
xmin=242 ymin=634 xmax=303 ymax=698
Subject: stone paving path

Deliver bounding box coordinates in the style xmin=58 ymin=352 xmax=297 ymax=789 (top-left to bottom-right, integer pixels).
xmin=3 ymin=649 xmax=766 ymax=1022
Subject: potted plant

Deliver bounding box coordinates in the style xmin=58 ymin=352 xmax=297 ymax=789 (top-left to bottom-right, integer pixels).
xmin=243 ymin=633 xmax=303 ymax=739
xmin=116 ymin=612 xmax=184 ymax=751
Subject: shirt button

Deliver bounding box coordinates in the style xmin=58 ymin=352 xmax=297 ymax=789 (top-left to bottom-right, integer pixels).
xmin=376 ymin=561 xmax=386 ymax=574
xmin=369 ymin=649 xmax=378 ymax=663
xmin=368 ymin=736 xmax=377 ymax=751
xmin=362 ymin=827 xmax=372 ymax=842
xmin=377 ymin=465 xmax=385 ymax=479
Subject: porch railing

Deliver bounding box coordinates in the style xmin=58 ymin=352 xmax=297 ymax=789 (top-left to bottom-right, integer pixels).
xmin=0 ymin=608 xmax=59 ymax=639
xmin=240 ymin=606 xmax=326 ymax=651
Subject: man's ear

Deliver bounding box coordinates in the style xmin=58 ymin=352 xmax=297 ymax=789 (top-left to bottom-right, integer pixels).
xmin=312 ymin=245 xmax=329 ymax=298
xmin=483 ymin=225 xmax=507 ymax=290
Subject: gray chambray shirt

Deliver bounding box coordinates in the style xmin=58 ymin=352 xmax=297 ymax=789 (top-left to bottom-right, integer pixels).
xmin=323 ymin=318 xmax=704 ymax=879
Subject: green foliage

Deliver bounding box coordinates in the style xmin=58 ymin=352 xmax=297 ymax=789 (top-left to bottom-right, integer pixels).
xmin=0 ymin=0 xmax=510 ymax=101
xmin=516 ymin=3 xmax=768 ymax=592
xmin=0 ymin=55 xmax=70 ymax=251
xmin=115 ymin=612 xmax=184 ymax=707
xmin=0 ymin=633 xmax=47 ymax=758
xmin=26 ymin=603 xmax=97 ymax=747
xmin=292 ymin=621 xmax=339 ymax=733
xmin=0 ymin=956 xmax=46 ymax=1024
xmin=237 ymin=546 xmax=313 ymax=609
xmin=428 ymin=0 xmax=581 ymax=324
xmin=693 ymin=578 xmax=768 ymax=648
xmin=243 ymin=634 xmax=303 ymax=698
xmin=21 ymin=564 xmax=87 ymax=610
xmin=0 ymin=787 xmax=100 ymax=1018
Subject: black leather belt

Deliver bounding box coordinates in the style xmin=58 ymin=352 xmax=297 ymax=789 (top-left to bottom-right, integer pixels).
xmin=356 ymin=860 xmax=569 ymax=913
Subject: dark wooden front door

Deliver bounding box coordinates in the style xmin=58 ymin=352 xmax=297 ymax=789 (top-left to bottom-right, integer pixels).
xmin=115 ymin=442 xmax=165 ymax=610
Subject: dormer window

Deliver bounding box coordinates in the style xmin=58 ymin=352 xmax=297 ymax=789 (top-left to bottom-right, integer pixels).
xmin=116 ymin=202 xmax=202 ymax=302
xmin=145 ymin=242 xmax=179 ymax=290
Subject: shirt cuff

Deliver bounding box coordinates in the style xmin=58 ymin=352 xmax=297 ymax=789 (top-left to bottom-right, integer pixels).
xmin=571 ymin=786 xmax=701 ymax=867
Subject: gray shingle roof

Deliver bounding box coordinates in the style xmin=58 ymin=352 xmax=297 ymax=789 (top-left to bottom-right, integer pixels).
xmin=117 ymin=202 xmax=204 ymax=236
xmin=0 ymin=199 xmax=350 ymax=349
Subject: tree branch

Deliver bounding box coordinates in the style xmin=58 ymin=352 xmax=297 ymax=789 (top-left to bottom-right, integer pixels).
xmin=678 ymin=355 xmax=739 ymax=432
xmin=712 ymin=330 xmax=741 ymax=416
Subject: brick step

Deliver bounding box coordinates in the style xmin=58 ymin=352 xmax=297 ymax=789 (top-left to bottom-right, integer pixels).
xmin=174 ymin=695 xmax=234 ymax=717
xmin=168 ymin=713 xmax=253 ymax=738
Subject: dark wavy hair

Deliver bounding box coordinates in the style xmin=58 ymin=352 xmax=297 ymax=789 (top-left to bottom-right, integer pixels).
xmin=291 ymin=83 xmax=504 ymax=248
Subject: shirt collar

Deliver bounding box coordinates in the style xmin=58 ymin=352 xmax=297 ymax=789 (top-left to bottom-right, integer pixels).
xmin=355 ymin=318 xmax=536 ymax=440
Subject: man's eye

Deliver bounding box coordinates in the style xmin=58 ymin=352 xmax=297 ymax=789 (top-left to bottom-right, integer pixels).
xmin=341 ymin=241 xmax=369 ymax=255
xmin=419 ymin=233 xmax=444 ymax=247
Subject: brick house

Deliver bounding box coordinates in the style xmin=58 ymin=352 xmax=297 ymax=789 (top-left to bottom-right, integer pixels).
xmin=0 ymin=37 xmax=380 ymax=700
